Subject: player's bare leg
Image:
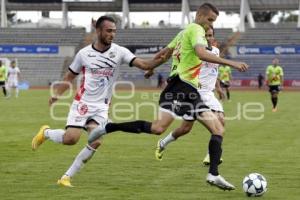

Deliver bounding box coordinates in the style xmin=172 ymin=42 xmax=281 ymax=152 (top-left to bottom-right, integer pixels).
xmin=271 ymin=91 xmax=279 ymax=112
xmin=88 ymin=109 xmax=175 ymax=143
xmin=156 ymin=120 xmax=194 ymax=160
xmin=32 ymin=126 xmax=81 ymax=150
xmin=203 ymin=111 xmax=224 ymax=166
xmin=197 ymin=111 xmax=235 ymax=190
xmin=58 ymin=121 xmax=101 ymax=187
xmin=151 ymin=109 xmax=175 ymax=135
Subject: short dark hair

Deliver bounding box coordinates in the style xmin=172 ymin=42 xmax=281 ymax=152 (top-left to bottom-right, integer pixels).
xmin=95 ymin=16 xmax=115 ymax=29
xmin=198 ymin=3 xmax=219 ymax=16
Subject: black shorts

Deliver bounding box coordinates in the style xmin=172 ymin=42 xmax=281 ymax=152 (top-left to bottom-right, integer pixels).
xmin=220 ymin=81 xmax=230 ymax=88
xmin=159 ymin=75 xmax=210 ymax=121
xmin=268 ymin=85 xmax=280 ymax=93
xmin=0 ymin=81 xmax=5 ymax=86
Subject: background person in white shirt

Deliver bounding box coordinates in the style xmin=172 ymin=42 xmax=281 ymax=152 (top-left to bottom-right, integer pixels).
xmin=7 ymin=60 xmax=21 ymax=98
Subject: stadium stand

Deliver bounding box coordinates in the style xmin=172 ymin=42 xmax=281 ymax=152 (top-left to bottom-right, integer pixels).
xmin=0 ymin=28 xmax=85 ymax=86
xmin=0 ymin=28 xmax=85 ymax=45
xmin=238 ymin=27 xmax=300 ymax=45
xmin=114 ymin=28 xmax=233 ymax=46
xmin=16 ymin=57 xmax=66 ymax=86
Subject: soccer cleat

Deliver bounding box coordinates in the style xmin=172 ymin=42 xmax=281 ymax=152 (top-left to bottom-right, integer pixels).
xmin=203 ymin=154 xmax=210 ymax=166
xmin=206 ymin=173 xmax=235 ymax=191
xmin=272 ymin=107 xmax=277 ymax=112
xmin=57 ymin=175 xmax=73 ymax=187
xmin=155 ymin=140 xmax=165 ymax=161
xmin=202 ymin=154 xmax=223 ymax=166
xmin=31 ymin=125 xmax=49 ymax=151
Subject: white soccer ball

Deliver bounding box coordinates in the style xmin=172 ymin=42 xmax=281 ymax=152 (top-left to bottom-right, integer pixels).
xmin=242 ymin=173 xmax=267 ymax=197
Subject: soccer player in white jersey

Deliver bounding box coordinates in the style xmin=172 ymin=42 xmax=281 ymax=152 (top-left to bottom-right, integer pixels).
xmin=7 ymin=60 xmax=21 ymax=98
xmin=31 ymin=16 xmax=165 ymax=187
xmin=154 ymin=26 xmax=226 ymax=165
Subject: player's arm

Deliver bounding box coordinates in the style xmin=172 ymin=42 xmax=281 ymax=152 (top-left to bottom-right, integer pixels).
xmin=49 ymin=70 xmax=77 ymax=106
xmin=280 ymin=68 xmax=284 ymax=85
xmin=215 ymin=78 xmax=225 ymax=100
xmin=131 ymin=56 xmax=166 ymax=71
xmin=195 ymin=46 xmax=248 ymax=72
xmin=5 ymin=67 xmax=8 ymax=81
xmin=17 ymin=68 xmax=21 ymax=80
xmin=49 ymin=50 xmax=82 ymax=106
xmin=144 ymin=47 xmax=174 ymax=78
xmin=265 ymin=66 xmax=270 ymax=85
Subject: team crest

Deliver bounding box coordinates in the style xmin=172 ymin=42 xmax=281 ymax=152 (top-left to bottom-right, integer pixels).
xmin=77 ymin=102 xmax=88 ymax=115
xmin=109 ymin=51 xmax=116 ymax=58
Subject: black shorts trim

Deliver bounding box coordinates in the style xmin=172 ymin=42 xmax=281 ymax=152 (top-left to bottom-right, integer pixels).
xmin=65 ymin=125 xmax=84 ymax=130
xmin=211 ymin=109 xmax=224 ymax=113
xmin=220 ymin=81 xmax=230 ymax=88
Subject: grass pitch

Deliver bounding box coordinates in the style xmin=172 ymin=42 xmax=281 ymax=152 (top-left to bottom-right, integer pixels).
xmin=0 ymin=89 xmax=300 ymax=200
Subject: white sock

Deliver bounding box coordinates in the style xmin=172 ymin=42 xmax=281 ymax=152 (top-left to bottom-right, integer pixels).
xmin=44 ymin=129 xmax=64 ymax=143
xmin=15 ymin=88 xmax=19 ymax=97
xmin=7 ymin=88 xmax=11 ymax=97
xmin=64 ymin=145 xmax=96 ymax=178
xmin=160 ymin=132 xmax=176 ymax=148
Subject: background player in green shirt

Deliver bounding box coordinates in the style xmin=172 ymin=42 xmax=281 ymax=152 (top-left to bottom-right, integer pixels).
xmin=265 ymin=58 xmax=284 ymax=112
xmin=0 ymin=60 xmax=8 ymax=97
xmin=219 ymin=65 xmax=232 ymax=100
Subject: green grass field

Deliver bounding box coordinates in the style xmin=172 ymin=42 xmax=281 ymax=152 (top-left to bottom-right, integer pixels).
xmin=0 ymin=89 xmax=300 ymax=200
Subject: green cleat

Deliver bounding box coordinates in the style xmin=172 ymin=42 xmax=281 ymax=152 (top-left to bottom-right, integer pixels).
xmin=155 ymin=140 xmax=165 ymax=161
xmin=202 ymin=153 xmax=223 ymax=166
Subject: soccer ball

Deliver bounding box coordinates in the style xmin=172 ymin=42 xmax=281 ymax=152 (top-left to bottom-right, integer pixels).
xmin=242 ymin=173 xmax=267 ymax=197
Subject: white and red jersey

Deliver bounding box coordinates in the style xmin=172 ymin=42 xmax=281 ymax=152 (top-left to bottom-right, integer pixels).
xmin=8 ymin=67 xmax=20 ymax=81
xmin=69 ymin=43 xmax=136 ymax=106
xmin=199 ymin=46 xmax=220 ymax=92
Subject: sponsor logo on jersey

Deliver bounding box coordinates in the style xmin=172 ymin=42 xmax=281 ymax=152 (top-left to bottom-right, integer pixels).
xmin=90 ymin=68 xmax=114 ymax=77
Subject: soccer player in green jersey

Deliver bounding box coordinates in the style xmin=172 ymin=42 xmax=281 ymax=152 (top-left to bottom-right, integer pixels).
xmin=0 ymin=60 xmax=8 ymax=97
xmin=88 ymin=3 xmax=248 ymax=190
xmin=219 ymin=65 xmax=232 ymax=100
xmin=265 ymin=58 xmax=284 ymax=112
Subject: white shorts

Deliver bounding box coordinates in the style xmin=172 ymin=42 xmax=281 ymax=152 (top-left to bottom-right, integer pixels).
xmin=66 ymin=101 xmax=109 ymax=130
xmin=198 ymin=90 xmax=224 ymax=113
xmin=7 ymin=79 xmax=18 ymax=88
